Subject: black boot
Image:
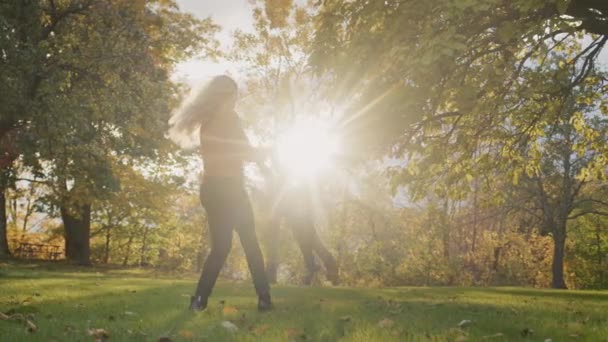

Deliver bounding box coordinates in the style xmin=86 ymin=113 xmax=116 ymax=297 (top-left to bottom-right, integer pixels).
xmin=257 ymin=293 xmax=273 ymax=312
xmin=190 ymin=295 xmax=207 ymax=311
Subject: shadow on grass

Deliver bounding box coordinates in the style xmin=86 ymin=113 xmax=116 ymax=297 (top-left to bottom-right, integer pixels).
xmin=0 ymin=259 xmax=199 ymax=281
xmin=475 ymin=287 xmax=608 ymax=301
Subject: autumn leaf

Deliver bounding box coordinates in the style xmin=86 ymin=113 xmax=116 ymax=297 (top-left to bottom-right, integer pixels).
xmin=339 ymin=315 xmax=352 ymax=322
xmin=285 ymin=327 xmax=304 ymax=338
xmin=521 ymin=328 xmax=534 ymax=337
xmin=251 ymin=324 xmax=270 ymax=335
xmin=178 ymin=330 xmax=194 ymax=339
xmin=482 ymin=333 xmax=504 ymax=339
xmin=88 ymin=328 xmax=110 ymax=342
xmin=25 ymin=319 xmax=37 ymax=333
xmin=221 ymin=321 xmax=239 ymax=333
xmin=222 ymin=306 xmax=238 ymax=315
xmin=9 ymin=313 xmax=25 ymax=323
xmin=458 ymin=319 xmax=472 ymax=328
xmin=377 ymin=318 xmax=394 ymax=328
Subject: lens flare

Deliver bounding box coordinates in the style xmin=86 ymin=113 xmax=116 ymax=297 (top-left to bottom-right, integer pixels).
xmin=276 ymin=119 xmax=340 ymax=180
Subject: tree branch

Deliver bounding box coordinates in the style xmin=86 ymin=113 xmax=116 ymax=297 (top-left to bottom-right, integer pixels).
xmin=568 ymin=209 xmax=608 ymax=220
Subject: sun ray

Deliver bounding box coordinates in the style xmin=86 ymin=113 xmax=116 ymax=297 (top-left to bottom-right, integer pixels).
xmin=336 ymin=82 xmax=399 ymax=129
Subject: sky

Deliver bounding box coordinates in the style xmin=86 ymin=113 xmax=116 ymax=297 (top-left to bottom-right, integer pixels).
xmin=173 ymin=0 xmax=253 ymax=85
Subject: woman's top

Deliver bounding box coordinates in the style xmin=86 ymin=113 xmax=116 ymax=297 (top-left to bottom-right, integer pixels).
xmin=199 ymin=110 xmax=258 ymax=180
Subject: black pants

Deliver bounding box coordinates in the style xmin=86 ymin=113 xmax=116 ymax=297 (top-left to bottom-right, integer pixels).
xmin=281 ymin=188 xmax=338 ymax=284
xmin=194 ymin=178 xmax=270 ymax=300
xmin=286 ymin=210 xmax=338 ymax=284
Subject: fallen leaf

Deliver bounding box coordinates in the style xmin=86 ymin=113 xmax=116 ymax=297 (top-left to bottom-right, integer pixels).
xmin=340 ymin=315 xmax=352 ymax=322
xmin=178 ymin=330 xmax=194 ymax=339
xmin=285 ymin=328 xmax=304 ymax=338
xmin=482 ymin=333 xmax=504 ymax=339
xmin=458 ymin=320 xmax=473 ymax=328
xmin=521 ymin=328 xmax=533 ymax=337
xmin=9 ymin=313 xmax=25 ymax=323
xmin=236 ymin=313 xmax=248 ymax=325
xmin=26 ymin=320 xmax=37 ymax=333
xmin=251 ymin=324 xmax=270 ymax=335
xmin=377 ymin=318 xmax=394 ymax=328
xmin=222 ymin=306 xmax=238 ymax=315
xmin=88 ymin=328 xmax=110 ymax=342
xmin=447 ymin=327 xmax=468 ymax=340
xmin=221 ymin=321 xmax=239 ymax=333
xmin=0 ymin=312 xmax=9 ymax=320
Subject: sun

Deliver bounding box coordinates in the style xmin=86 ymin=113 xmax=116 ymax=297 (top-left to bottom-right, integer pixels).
xmin=276 ymin=119 xmax=341 ymax=181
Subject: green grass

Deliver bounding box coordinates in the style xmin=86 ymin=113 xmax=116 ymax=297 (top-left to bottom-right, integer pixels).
xmin=1 ymin=262 xmax=607 ymax=341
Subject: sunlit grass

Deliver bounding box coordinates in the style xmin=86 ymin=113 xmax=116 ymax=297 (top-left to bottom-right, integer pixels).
xmin=1 ymin=262 xmax=607 ymax=341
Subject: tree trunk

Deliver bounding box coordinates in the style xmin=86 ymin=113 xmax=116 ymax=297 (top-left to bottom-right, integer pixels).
xmin=0 ymin=186 xmax=10 ymax=258
xmin=104 ymin=227 xmax=111 ymax=264
xmin=264 ymin=216 xmax=281 ymax=284
xmin=123 ymin=235 xmax=134 ymax=266
xmin=471 ymin=184 xmax=479 ymax=253
xmin=60 ymin=202 xmax=92 ymax=265
xmin=595 ymin=224 xmax=603 ymax=286
xmin=551 ymin=223 xmax=568 ymax=289
xmin=441 ymin=199 xmax=450 ymax=259
xmin=0 ymin=123 xmax=17 ymax=259
xmin=312 ymin=230 xmax=339 ymax=284
xmin=139 ymin=226 xmax=149 ymax=266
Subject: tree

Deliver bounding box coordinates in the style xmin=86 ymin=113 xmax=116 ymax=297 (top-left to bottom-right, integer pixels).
xmin=487 ymin=61 xmax=608 ymax=288
xmin=568 ymin=214 xmax=608 ymax=288
xmin=0 ymin=0 xmax=219 ymax=264
xmin=312 ymin=0 xmax=608 ymax=288
xmin=89 ymin=154 xmax=195 ymax=267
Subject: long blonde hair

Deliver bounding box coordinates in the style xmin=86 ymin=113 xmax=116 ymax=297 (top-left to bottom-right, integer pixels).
xmin=169 ymin=75 xmax=238 ymax=147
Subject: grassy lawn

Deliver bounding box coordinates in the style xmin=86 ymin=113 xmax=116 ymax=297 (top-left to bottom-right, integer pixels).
xmin=1 ymin=262 xmax=607 ymax=341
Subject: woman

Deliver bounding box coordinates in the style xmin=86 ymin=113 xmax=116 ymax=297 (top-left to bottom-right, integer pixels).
xmin=170 ymin=75 xmax=272 ymax=312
